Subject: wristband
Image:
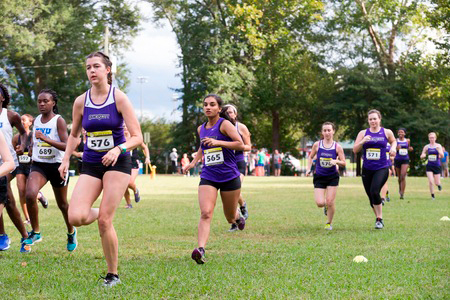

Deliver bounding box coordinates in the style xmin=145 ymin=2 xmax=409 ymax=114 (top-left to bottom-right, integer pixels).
xmin=117 ymin=143 xmax=127 ymax=154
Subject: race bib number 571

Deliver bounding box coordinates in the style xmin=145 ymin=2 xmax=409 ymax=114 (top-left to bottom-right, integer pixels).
xmin=87 ymin=130 xmax=114 ymax=152
xmin=204 ymin=147 xmax=224 ymax=166
xmin=366 ymin=148 xmax=380 ymax=160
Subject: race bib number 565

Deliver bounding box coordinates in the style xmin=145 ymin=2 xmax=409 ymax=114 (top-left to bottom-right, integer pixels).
xmin=204 ymin=147 xmax=224 ymax=166
xmin=87 ymin=130 xmax=114 ymax=152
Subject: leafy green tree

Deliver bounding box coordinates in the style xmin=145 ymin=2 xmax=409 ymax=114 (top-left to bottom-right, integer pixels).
xmin=0 ymin=0 xmax=140 ymax=120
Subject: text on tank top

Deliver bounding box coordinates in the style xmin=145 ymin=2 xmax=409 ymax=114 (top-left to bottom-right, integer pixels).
xmin=81 ymin=86 xmax=127 ymax=163
xmin=316 ymin=140 xmax=338 ymax=176
xmin=32 ymin=114 xmax=65 ymax=163
xmin=0 ymin=108 xmax=19 ymax=167
xmin=362 ymin=127 xmax=388 ymax=170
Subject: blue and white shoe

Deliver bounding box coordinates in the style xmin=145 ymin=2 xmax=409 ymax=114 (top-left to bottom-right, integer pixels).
xmin=0 ymin=234 xmax=11 ymax=251
xmin=24 ymin=231 xmax=42 ymax=245
xmin=67 ymin=228 xmax=77 ymax=252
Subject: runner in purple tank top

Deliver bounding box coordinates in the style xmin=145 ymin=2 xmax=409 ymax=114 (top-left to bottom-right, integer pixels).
xmin=183 ymin=94 xmax=245 ymax=264
xmin=394 ymin=128 xmax=413 ymax=199
xmin=308 ymin=122 xmax=346 ymax=230
xmin=221 ymin=104 xmax=252 ymax=231
xmin=58 ymin=52 xmax=143 ymax=286
xmin=380 ymin=143 xmax=394 ymax=204
xmin=420 ymin=132 xmax=444 ymax=200
xmin=353 ymin=109 xmax=396 ymax=230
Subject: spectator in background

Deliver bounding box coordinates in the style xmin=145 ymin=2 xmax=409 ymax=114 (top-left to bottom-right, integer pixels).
xmin=256 ymin=148 xmax=265 ymax=176
xmin=181 ymin=153 xmax=191 ymax=177
xmin=442 ymin=147 xmax=448 ymax=178
xmin=248 ymin=150 xmax=256 ymax=175
xmin=265 ymin=150 xmax=271 ymax=176
xmin=273 ymin=149 xmax=282 ymax=176
xmin=191 ymin=152 xmax=200 ymax=176
xmin=170 ymin=148 xmax=178 ymax=174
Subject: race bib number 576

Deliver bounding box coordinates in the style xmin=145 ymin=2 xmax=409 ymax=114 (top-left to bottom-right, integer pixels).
xmin=87 ymin=130 xmax=114 ymax=152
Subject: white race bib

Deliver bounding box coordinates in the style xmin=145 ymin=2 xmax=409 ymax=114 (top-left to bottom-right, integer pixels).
xmin=87 ymin=130 xmax=114 ymax=152
xmin=399 ymin=149 xmax=408 ymax=156
xmin=319 ymin=157 xmax=333 ymax=168
xmin=18 ymin=152 xmax=31 ymax=164
xmin=37 ymin=142 xmax=55 ymax=159
xmin=204 ymin=147 xmax=224 ymax=166
xmin=366 ymin=148 xmax=380 ymax=160
xmin=386 ymin=152 xmax=390 ymax=160
xmin=428 ymin=154 xmax=437 ymax=162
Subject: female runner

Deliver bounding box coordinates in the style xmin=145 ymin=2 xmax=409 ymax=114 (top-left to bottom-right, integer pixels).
xmin=123 ymin=125 xmax=150 ymax=208
xmin=58 ymin=52 xmax=142 ymax=286
xmin=221 ymin=104 xmax=251 ymax=231
xmin=0 ymin=83 xmax=30 ymax=252
xmin=12 ymin=114 xmax=48 ymax=225
xmin=393 ymin=128 xmax=413 ymax=199
xmin=420 ymin=132 xmax=444 ymax=200
xmin=353 ymin=110 xmax=396 ymax=229
xmin=308 ymin=122 xmax=345 ymax=230
xmin=183 ymin=94 xmax=245 ymax=264
xmin=23 ymin=89 xmax=75 ymax=252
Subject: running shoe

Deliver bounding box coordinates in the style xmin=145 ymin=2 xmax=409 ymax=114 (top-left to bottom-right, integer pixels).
xmin=240 ymin=202 xmax=249 ymax=220
xmin=20 ymin=238 xmax=31 ymax=253
xmin=386 ymin=190 xmax=390 ymax=202
xmin=0 ymin=234 xmax=11 ymax=251
xmin=23 ymin=231 xmax=42 ymax=245
xmin=381 ymin=199 xmax=385 ymax=206
xmin=191 ymin=248 xmax=206 ymax=264
xmin=324 ymin=205 xmax=327 ymax=216
xmin=23 ymin=219 xmax=31 ymax=225
xmin=438 ymin=185 xmax=442 ymax=191
xmin=134 ymin=189 xmax=140 ymax=203
xmin=228 ymin=223 xmax=238 ymax=232
xmin=101 ymin=273 xmax=121 ymax=287
xmin=236 ymin=216 xmax=246 ymax=231
xmin=400 ymin=194 xmax=404 ymax=200
xmin=375 ymin=219 xmax=384 ymax=229
xmin=125 ymin=204 xmax=133 ymax=209
xmin=38 ymin=192 xmax=48 ymax=209
xmin=67 ymin=228 xmax=77 ymax=252
xmin=324 ymin=223 xmax=332 ymax=230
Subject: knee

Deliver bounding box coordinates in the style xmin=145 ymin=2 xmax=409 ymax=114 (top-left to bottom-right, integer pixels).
xmin=98 ymin=215 xmax=113 ymax=235
xmin=200 ymin=210 xmax=213 ymax=221
xmin=25 ymin=191 xmax=37 ymax=205
xmin=316 ymin=201 xmax=325 ymax=208
xmin=57 ymin=201 xmax=69 ymax=212
xmin=68 ymin=213 xmax=85 ymax=227
xmin=326 ymin=199 xmax=335 ymax=207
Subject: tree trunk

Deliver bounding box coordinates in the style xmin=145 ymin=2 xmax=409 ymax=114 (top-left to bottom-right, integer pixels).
xmin=271 ymin=109 xmax=280 ymax=152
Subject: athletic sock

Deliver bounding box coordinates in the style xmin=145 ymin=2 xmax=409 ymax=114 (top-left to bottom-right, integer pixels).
xmin=431 ymin=194 xmax=435 ymax=198
xmin=376 ymin=218 xmax=382 ymax=222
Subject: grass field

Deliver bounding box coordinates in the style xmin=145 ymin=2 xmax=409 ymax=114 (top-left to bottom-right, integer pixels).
xmin=1 ymin=175 xmax=449 ymax=299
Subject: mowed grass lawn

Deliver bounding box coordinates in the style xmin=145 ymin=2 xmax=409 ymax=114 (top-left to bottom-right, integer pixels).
xmin=1 ymin=175 xmax=449 ymax=299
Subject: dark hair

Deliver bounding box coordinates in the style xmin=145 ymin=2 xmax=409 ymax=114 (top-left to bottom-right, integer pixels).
xmin=0 ymin=83 xmax=11 ymax=108
xmin=22 ymin=114 xmax=34 ymax=123
xmin=322 ymin=122 xmax=335 ymax=131
xmin=220 ymin=105 xmax=236 ymax=125
xmin=86 ymin=51 xmax=113 ymax=85
xmin=39 ymin=89 xmax=59 ymax=114
xmin=203 ymin=94 xmax=223 ymax=107
xmin=398 ymin=128 xmax=406 ymax=134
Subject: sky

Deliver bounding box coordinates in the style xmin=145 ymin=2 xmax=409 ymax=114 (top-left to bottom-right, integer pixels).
xmin=121 ymin=2 xmax=182 ymax=122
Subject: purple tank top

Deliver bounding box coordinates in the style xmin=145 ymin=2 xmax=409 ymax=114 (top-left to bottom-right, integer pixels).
xmin=386 ymin=144 xmax=392 ymax=167
xmin=200 ymin=118 xmax=240 ymax=182
xmin=315 ymin=140 xmax=338 ymax=176
xmin=362 ymin=127 xmax=389 ymax=170
xmin=81 ymin=86 xmax=128 ymax=163
xmin=427 ymin=146 xmax=441 ymax=167
xmin=234 ymin=122 xmax=244 ymax=162
xmin=395 ymin=139 xmax=409 ymax=161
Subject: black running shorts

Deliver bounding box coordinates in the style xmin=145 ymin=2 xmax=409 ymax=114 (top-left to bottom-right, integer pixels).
xmin=313 ymin=173 xmax=340 ymax=189
xmin=199 ymin=176 xmax=241 ymax=191
xmin=426 ymin=165 xmax=441 ymax=175
xmin=394 ymin=159 xmax=409 ymax=169
xmin=31 ymin=162 xmax=68 ymax=188
xmin=237 ymin=160 xmax=246 ymax=175
xmin=81 ymin=155 xmax=131 ymax=180
xmin=0 ymin=176 xmax=7 ymax=205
